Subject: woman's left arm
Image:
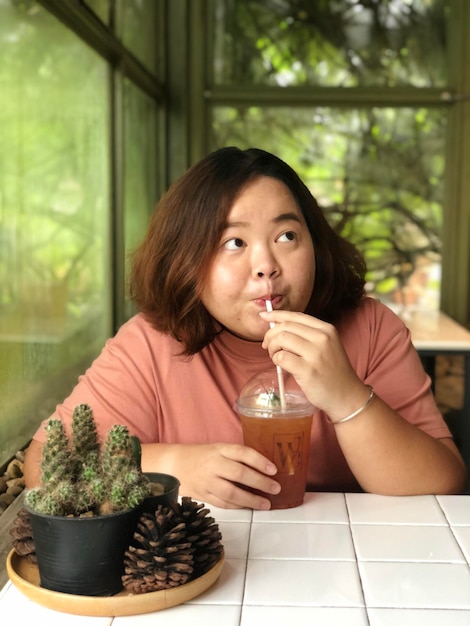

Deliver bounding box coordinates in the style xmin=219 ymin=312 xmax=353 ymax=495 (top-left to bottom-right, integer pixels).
xmin=328 ymin=393 xmax=466 ymax=495
xmin=260 ymin=309 xmax=467 ymax=495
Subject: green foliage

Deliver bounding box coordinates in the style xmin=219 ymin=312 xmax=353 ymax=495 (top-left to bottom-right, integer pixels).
xmin=211 ymin=1 xmax=449 ymax=309
xmin=0 ymin=2 xmax=110 ymax=320
xmin=25 ymin=404 xmax=150 ymax=516
xmin=214 ymin=0 xmax=449 ymax=88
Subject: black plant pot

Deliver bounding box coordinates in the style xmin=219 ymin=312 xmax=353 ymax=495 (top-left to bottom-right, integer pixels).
xmin=26 ymin=504 xmax=141 ymax=596
xmin=141 ymin=472 xmax=180 ymax=515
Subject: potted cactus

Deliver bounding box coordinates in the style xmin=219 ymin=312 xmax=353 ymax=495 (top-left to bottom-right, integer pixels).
xmin=24 ymin=404 xmax=150 ymax=596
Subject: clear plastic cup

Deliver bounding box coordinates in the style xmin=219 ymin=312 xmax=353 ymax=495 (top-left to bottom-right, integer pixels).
xmin=235 ymin=369 xmax=314 ymax=509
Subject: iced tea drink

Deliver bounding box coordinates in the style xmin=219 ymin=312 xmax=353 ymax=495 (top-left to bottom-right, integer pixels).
xmin=236 ymin=370 xmax=314 ymax=509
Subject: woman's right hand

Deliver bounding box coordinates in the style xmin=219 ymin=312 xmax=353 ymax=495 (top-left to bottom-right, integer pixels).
xmin=141 ymin=442 xmax=281 ymax=509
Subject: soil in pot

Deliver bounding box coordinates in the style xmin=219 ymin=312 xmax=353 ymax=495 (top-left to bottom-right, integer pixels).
xmin=141 ymin=472 xmax=180 ymax=514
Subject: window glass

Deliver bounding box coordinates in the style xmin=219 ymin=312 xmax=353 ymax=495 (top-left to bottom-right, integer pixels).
xmin=0 ymin=2 xmax=111 ymax=466
xmin=123 ymin=80 xmax=159 ymax=320
xmin=119 ymin=0 xmax=158 ymax=74
xmin=213 ymin=0 xmax=449 ymax=87
xmin=211 ymin=106 xmax=446 ymax=310
xmin=82 ymin=0 xmax=111 ymax=25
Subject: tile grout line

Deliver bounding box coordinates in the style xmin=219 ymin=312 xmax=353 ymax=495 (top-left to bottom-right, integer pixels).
xmin=238 ymin=509 xmax=253 ymax=625
xmin=343 ymin=493 xmax=371 ymax=625
xmin=435 ymin=495 xmax=470 ymax=569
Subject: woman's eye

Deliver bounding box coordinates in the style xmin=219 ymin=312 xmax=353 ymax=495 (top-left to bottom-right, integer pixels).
xmin=278 ymin=231 xmax=296 ymax=242
xmin=224 ymin=237 xmax=245 ymax=250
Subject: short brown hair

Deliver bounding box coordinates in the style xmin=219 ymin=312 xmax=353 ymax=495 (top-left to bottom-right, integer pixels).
xmin=130 ymin=147 xmax=365 ymax=354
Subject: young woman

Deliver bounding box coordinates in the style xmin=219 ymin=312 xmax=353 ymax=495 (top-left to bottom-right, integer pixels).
xmin=24 ymin=147 xmax=467 ymax=508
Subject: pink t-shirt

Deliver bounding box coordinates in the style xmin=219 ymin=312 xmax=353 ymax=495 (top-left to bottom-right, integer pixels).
xmin=33 ymin=297 xmax=451 ymax=492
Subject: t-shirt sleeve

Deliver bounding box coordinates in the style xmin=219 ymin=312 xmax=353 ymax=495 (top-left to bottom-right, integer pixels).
xmin=343 ymin=300 xmax=453 ymax=440
xmin=32 ymin=316 xmax=161 ymax=444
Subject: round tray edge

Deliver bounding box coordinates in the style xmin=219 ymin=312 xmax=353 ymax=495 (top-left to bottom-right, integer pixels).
xmin=6 ymin=548 xmax=225 ymax=617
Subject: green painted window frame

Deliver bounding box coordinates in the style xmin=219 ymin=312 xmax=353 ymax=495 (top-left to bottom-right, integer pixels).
xmin=37 ymin=0 xmax=167 ymax=331
xmin=181 ymin=0 xmax=470 ymax=327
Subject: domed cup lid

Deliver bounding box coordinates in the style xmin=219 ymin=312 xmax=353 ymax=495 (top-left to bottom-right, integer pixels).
xmin=235 ymin=369 xmax=314 ymax=418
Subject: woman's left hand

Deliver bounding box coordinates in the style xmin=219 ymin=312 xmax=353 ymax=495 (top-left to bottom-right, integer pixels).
xmin=260 ymin=310 xmax=369 ymax=421
xmin=260 ymin=309 xmax=468 ymax=495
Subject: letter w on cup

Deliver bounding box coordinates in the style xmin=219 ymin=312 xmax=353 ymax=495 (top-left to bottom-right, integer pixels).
xmin=273 ymin=432 xmax=304 ymax=475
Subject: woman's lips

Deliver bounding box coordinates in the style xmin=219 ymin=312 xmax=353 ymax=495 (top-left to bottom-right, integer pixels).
xmin=254 ymin=294 xmax=282 ymax=308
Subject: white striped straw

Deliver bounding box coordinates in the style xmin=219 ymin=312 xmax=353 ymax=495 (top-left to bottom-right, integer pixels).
xmin=265 ymin=298 xmax=287 ymax=410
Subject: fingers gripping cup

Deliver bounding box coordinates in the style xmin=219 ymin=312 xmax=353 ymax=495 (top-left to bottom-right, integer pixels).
xmin=235 ymin=369 xmax=314 ymax=509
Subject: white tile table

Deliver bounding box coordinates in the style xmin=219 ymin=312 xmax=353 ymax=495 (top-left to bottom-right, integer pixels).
xmin=2 ymin=492 xmax=470 ymax=626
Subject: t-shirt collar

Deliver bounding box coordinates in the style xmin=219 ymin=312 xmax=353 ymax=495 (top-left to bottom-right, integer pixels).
xmin=214 ymin=328 xmax=269 ymax=362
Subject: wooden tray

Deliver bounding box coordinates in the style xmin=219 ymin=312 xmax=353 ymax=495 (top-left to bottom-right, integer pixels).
xmin=6 ymin=549 xmax=224 ymax=616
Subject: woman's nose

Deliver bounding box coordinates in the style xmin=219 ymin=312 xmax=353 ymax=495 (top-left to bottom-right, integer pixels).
xmin=257 ymin=269 xmax=278 ymax=278
xmin=253 ymin=247 xmax=279 ymax=279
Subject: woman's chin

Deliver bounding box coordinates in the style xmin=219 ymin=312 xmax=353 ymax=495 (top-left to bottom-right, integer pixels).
xmin=224 ymin=325 xmax=265 ymax=343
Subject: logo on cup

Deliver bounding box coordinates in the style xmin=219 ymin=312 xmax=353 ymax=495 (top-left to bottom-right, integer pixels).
xmin=273 ymin=431 xmax=304 ymax=475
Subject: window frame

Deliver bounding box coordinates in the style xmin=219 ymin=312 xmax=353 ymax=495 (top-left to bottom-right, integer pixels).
xmin=37 ymin=0 xmax=167 ymax=331
xmin=184 ymin=0 xmax=470 ymax=327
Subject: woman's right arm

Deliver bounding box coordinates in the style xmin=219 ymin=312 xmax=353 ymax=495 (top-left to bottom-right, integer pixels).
xmin=23 ymin=439 xmax=43 ymax=488
xmin=24 ymin=439 xmax=281 ymax=510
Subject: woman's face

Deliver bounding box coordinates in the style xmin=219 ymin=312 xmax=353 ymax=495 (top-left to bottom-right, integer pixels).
xmin=200 ymin=176 xmax=315 ymax=342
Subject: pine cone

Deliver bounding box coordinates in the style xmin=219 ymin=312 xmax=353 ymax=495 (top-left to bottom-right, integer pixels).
xmin=177 ymin=496 xmax=223 ymax=578
xmin=122 ymin=507 xmax=194 ymax=593
xmin=10 ymin=508 xmax=36 ymax=563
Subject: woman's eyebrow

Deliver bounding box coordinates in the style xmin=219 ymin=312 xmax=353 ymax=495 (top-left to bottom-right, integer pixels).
xmin=272 ymin=212 xmax=302 ymax=224
xmin=225 ymin=212 xmax=302 ymax=229
xmin=224 ymin=220 xmax=249 ymax=229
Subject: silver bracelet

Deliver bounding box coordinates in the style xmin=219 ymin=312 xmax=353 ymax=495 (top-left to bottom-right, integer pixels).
xmin=327 ymin=385 xmax=375 ymax=425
